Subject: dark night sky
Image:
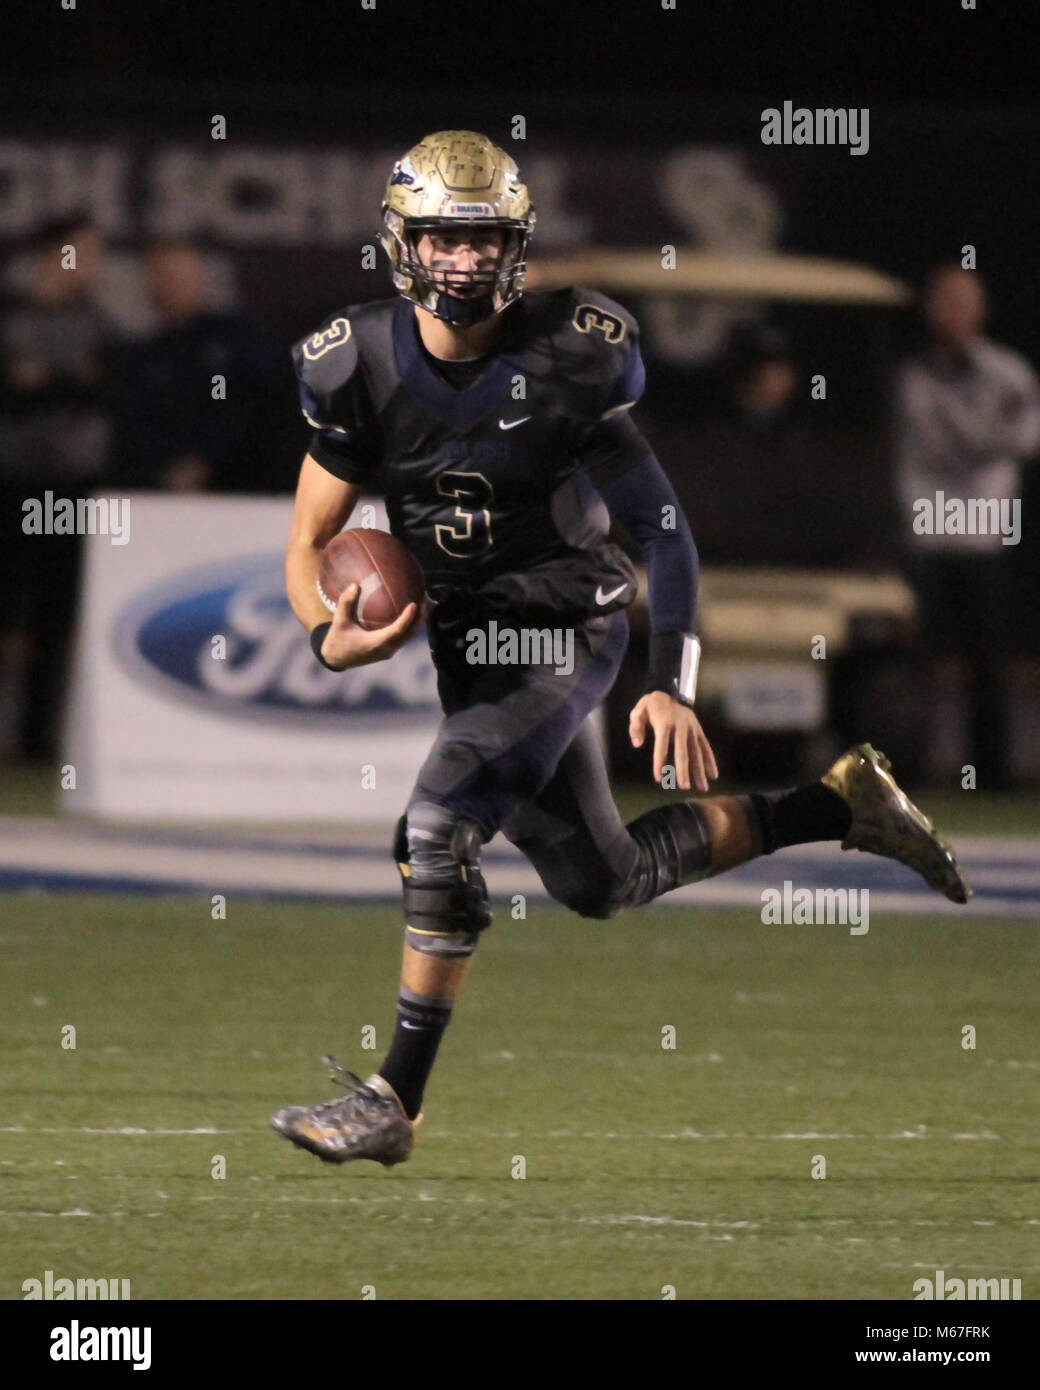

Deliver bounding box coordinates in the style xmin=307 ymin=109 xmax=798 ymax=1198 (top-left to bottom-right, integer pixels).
xmin=4 ymin=0 xmax=1035 ymax=108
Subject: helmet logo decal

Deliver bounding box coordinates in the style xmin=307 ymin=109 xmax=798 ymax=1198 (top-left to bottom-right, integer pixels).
xmin=389 ymin=155 xmax=418 ymax=187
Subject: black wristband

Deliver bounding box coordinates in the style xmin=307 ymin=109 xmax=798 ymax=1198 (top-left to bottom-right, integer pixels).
xmin=310 ymin=621 xmax=337 ymax=670
xmin=644 ymin=631 xmax=684 ymax=697
xmin=643 ymin=630 xmax=700 ymax=707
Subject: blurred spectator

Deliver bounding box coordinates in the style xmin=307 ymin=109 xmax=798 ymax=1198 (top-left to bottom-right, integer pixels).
xmin=0 ymin=214 xmax=115 ymax=761
xmin=894 ymin=265 xmax=1040 ymax=787
xmin=662 ymin=322 xmax=885 ymax=567
xmin=112 ymin=238 xmax=280 ymax=492
xmin=723 ymin=324 xmax=800 ymax=429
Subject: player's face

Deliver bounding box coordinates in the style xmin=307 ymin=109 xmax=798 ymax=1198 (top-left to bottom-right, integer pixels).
xmin=415 ymin=227 xmax=505 ymax=301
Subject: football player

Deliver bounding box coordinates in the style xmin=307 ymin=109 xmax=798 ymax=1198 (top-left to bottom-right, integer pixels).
xmin=272 ymin=131 xmax=970 ymax=1166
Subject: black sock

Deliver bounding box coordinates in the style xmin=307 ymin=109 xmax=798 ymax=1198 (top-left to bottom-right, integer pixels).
xmin=378 ymin=989 xmax=454 ymax=1120
xmin=744 ymin=782 xmax=852 ymax=856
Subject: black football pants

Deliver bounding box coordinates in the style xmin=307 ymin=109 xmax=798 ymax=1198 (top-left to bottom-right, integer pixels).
xmin=404 ymin=611 xmax=647 ymax=917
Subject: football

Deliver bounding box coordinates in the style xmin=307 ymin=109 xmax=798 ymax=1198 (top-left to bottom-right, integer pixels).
xmin=317 ymin=527 xmax=426 ymax=631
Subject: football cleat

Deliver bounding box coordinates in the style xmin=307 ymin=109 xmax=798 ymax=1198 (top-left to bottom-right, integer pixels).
xmin=822 ymin=743 xmax=971 ymax=904
xmin=270 ymin=1057 xmax=421 ymax=1167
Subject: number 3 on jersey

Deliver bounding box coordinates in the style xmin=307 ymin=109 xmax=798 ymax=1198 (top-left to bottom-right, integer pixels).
xmin=434 ymin=470 xmax=494 ymax=558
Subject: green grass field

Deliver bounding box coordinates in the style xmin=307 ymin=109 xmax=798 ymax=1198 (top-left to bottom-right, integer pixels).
xmin=2 ymin=893 xmax=1038 ymax=1300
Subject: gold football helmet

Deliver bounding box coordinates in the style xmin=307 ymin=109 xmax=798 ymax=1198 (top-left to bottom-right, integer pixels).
xmin=380 ymin=130 xmax=535 ymax=325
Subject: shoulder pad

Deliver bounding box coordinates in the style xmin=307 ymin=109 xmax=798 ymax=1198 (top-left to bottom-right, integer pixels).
xmin=521 ymin=287 xmax=645 ymax=422
xmin=567 ymin=287 xmax=639 ymax=351
xmin=291 ymin=308 xmax=361 ymax=430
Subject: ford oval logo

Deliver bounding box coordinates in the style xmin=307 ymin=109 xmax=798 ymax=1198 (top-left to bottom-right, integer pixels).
xmin=111 ymin=553 xmax=438 ymax=728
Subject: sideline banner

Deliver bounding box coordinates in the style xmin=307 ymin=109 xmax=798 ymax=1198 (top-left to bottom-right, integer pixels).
xmin=63 ymin=494 xmax=441 ymax=822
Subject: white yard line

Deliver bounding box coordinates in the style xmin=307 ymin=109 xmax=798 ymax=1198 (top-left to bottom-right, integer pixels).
xmin=0 ymin=1125 xmax=1002 ymax=1140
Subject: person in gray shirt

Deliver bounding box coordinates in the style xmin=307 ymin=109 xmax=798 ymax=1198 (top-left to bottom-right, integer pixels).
xmin=894 ymin=264 xmax=1040 ymax=787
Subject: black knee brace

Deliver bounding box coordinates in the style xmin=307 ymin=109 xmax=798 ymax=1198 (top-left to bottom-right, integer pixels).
xmin=393 ymin=803 xmax=492 ymax=957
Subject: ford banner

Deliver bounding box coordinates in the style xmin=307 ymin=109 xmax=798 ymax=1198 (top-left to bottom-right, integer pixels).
xmin=63 ymin=494 xmax=440 ymax=822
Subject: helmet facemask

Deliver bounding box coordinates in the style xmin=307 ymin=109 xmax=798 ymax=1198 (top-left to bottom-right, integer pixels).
xmin=382 ymin=211 xmax=534 ymax=326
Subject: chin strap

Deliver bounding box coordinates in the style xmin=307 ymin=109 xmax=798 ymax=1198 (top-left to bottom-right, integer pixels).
xmin=431 ymin=290 xmax=498 ymax=326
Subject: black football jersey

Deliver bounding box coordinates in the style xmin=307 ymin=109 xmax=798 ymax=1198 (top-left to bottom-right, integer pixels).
xmin=291 ymin=288 xmax=646 ymax=594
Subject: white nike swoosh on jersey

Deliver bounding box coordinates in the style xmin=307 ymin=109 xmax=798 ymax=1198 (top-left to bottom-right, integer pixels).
xmin=498 ymin=416 xmax=531 ymax=430
xmin=595 ymin=583 xmax=629 ymax=605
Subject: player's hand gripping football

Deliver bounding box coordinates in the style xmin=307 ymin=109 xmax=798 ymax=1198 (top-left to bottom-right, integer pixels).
xmin=629 ymin=692 xmax=719 ymax=793
xmin=319 ymin=584 xmax=428 ymax=670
